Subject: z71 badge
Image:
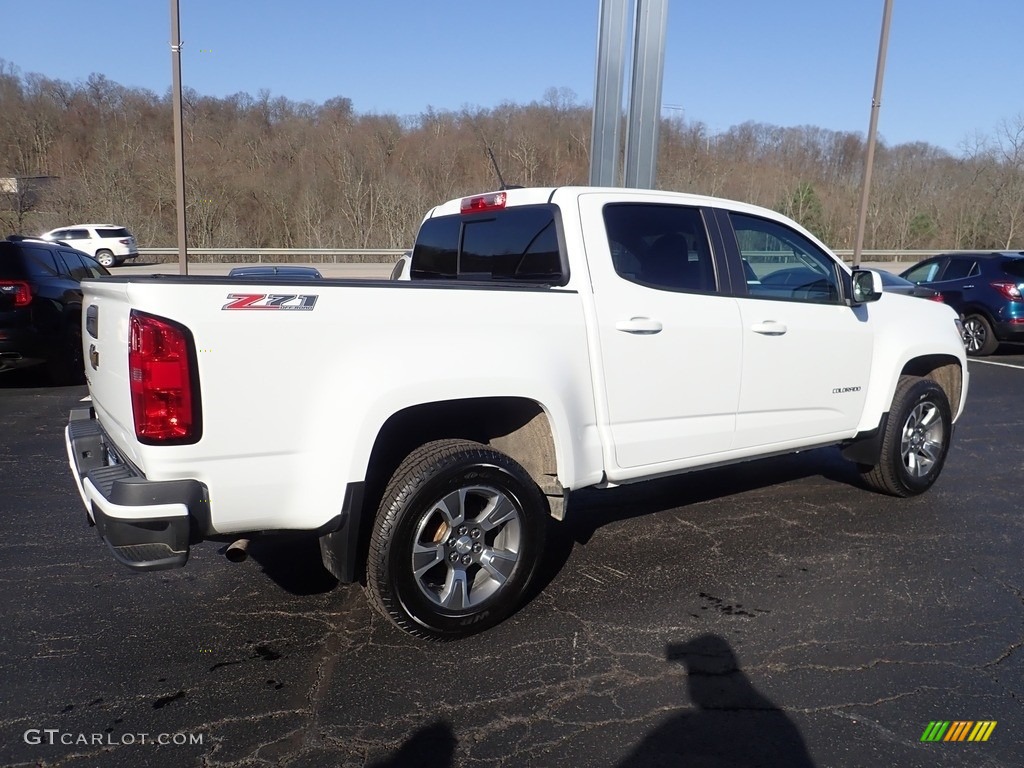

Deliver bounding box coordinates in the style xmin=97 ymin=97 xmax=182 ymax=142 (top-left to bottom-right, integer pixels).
xmin=222 ymin=294 xmax=318 ymax=311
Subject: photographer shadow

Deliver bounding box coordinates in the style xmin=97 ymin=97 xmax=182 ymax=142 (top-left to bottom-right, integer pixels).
xmin=618 ymin=634 xmax=816 ymax=768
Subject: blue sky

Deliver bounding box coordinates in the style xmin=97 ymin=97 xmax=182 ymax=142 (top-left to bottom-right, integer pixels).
xmin=3 ymin=0 xmax=1021 ymax=154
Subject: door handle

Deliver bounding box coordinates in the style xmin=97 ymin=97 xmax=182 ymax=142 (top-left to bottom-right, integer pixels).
xmin=962 ymin=284 xmax=974 ymax=289
xmin=751 ymin=321 xmax=788 ymax=336
xmin=615 ymin=317 xmax=663 ymax=335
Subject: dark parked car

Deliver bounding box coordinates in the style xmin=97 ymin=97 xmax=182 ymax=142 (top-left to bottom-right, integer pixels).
xmin=901 ymin=252 xmax=1024 ymax=356
xmin=0 ymin=235 xmax=108 ymax=383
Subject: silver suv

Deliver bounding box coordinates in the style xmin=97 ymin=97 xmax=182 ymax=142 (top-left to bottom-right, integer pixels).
xmin=40 ymin=224 xmax=138 ymax=267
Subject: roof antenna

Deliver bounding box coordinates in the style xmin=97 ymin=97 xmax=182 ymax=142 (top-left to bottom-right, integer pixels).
xmin=484 ymin=144 xmax=522 ymax=191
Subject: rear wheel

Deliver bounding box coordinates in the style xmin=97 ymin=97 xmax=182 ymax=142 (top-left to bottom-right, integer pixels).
xmin=962 ymin=313 xmax=998 ymax=356
xmin=366 ymin=439 xmax=548 ymax=640
xmin=859 ymin=376 xmax=952 ymax=497
xmin=95 ymin=250 xmax=115 ymax=268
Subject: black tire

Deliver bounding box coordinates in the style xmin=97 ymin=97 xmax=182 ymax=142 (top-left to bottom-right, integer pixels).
xmin=859 ymin=376 xmax=952 ymax=497
xmin=962 ymin=313 xmax=998 ymax=357
xmin=95 ymin=250 xmax=115 ymax=268
xmin=366 ymin=439 xmax=548 ymax=641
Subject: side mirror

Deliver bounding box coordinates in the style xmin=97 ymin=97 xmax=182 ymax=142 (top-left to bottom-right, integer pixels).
xmin=850 ymin=269 xmax=883 ymax=305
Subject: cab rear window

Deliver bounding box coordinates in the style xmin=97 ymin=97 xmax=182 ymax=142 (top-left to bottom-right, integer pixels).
xmin=411 ymin=205 xmax=566 ymax=285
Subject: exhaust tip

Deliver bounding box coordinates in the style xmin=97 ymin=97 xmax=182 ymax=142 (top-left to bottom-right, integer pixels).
xmin=225 ymin=538 xmax=250 ymax=563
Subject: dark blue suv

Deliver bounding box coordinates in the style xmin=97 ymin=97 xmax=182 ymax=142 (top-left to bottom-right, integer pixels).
xmin=901 ymin=252 xmax=1024 ymax=356
xmin=1 ymin=236 xmax=108 ymax=383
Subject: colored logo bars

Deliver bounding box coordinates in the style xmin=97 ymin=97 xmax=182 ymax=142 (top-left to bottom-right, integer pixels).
xmin=921 ymin=721 xmax=997 ymax=742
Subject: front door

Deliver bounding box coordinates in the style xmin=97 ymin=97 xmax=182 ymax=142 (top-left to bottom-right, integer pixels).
xmin=724 ymin=211 xmax=874 ymax=450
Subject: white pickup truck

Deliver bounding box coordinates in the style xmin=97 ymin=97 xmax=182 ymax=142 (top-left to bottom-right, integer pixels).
xmin=66 ymin=187 xmax=968 ymax=640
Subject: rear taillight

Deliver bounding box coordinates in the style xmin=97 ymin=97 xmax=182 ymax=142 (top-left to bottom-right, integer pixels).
xmin=991 ymin=281 xmax=1023 ymax=301
xmin=0 ymin=281 xmax=32 ymax=307
xmin=119 ymin=238 xmax=130 ymax=245
xmin=129 ymin=310 xmax=200 ymax=444
xmin=930 ymin=292 xmax=945 ymax=303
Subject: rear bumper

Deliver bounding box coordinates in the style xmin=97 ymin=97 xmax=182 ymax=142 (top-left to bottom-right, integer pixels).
xmin=0 ymin=326 xmax=51 ymax=370
xmin=65 ymin=406 xmax=206 ymax=571
xmin=993 ymin=318 xmax=1024 ymax=342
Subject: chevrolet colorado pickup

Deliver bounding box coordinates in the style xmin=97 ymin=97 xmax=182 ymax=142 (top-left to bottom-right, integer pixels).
xmin=65 ymin=187 xmax=968 ymax=640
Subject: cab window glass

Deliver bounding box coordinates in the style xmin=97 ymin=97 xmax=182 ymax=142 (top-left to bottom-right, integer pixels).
xmin=602 ymin=203 xmax=717 ymax=293
xmin=730 ymin=213 xmax=841 ymax=304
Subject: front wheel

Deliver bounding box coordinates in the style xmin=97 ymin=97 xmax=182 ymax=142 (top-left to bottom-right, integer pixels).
xmin=366 ymin=439 xmax=548 ymax=641
xmin=859 ymin=376 xmax=952 ymax=497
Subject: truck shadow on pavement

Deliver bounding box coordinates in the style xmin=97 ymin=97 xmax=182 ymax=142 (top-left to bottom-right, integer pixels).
xmin=243 ymin=536 xmax=340 ymax=595
xmin=531 ymin=445 xmax=863 ymax=602
xmin=566 ymin=446 xmax=861 ymax=545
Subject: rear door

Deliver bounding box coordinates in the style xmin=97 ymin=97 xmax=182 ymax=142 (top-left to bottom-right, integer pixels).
xmin=931 ymin=255 xmax=981 ymax=309
xmin=579 ymin=192 xmax=742 ymax=470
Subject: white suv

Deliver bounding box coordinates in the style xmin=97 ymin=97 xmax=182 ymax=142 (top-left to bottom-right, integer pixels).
xmin=40 ymin=225 xmax=138 ymax=267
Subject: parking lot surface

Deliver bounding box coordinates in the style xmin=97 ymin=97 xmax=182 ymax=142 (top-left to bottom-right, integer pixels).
xmin=1 ymin=351 xmax=1022 ymax=767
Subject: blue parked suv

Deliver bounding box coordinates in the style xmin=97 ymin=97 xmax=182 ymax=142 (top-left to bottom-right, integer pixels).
xmin=901 ymin=252 xmax=1024 ymax=356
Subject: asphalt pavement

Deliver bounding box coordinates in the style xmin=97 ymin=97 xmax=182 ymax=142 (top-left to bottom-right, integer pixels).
xmin=1 ymin=350 xmax=1022 ymax=767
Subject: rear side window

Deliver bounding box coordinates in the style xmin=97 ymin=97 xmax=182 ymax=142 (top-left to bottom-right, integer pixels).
xmin=602 ymin=203 xmax=718 ymax=293
xmin=19 ymin=245 xmax=61 ymax=277
xmin=68 ymin=251 xmax=108 ymax=278
xmin=942 ymin=258 xmax=979 ymax=281
xmin=1002 ymin=258 xmax=1024 ymax=279
xmin=0 ymin=242 xmax=28 ymax=279
xmin=411 ymin=205 xmax=565 ymax=284
xmin=57 ymin=250 xmax=90 ymax=280
xmin=96 ymin=227 xmax=131 ymax=238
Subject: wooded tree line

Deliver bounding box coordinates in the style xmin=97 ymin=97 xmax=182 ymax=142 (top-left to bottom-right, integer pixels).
xmin=3 ymin=60 xmax=1024 ymax=252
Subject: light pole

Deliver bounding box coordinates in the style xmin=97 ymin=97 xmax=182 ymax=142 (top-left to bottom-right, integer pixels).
xmin=852 ymin=0 xmax=894 ymax=267
xmin=170 ymin=0 xmax=188 ymax=274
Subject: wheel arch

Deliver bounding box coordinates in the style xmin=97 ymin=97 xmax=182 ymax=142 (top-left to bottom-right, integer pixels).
xmin=322 ymin=398 xmax=563 ymax=587
xmin=899 ymin=354 xmax=964 ymax=420
xmin=363 ymin=397 xmax=564 ymax=518
xmin=959 ymin=302 xmax=997 ymax=325
xmin=845 ymin=353 xmax=964 ymax=466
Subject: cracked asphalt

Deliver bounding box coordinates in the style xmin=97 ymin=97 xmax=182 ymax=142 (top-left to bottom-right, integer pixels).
xmin=1 ymin=352 xmax=1022 ymax=767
